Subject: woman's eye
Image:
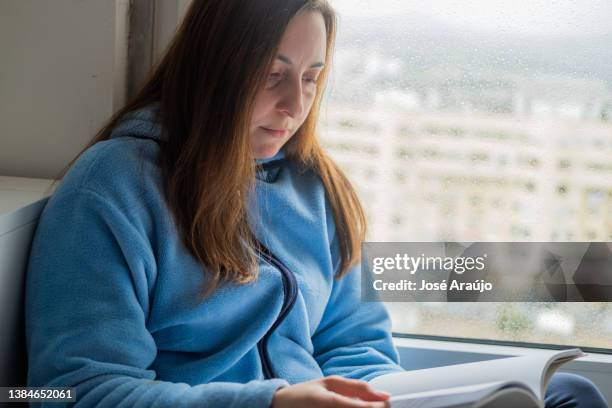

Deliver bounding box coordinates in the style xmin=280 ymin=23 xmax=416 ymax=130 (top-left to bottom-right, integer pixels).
xmin=266 ymin=73 xmax=283 ymax=86
xmin=265 ymin=72 xmax=317 ymax=89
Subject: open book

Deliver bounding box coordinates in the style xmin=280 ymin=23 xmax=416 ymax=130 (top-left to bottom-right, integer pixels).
xmin=369 ymin=348 xmax=585 ymax=408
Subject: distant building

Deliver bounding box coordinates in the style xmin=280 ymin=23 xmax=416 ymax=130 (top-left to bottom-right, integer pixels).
xmin=320 ymin=101 xmax=612 ymax=242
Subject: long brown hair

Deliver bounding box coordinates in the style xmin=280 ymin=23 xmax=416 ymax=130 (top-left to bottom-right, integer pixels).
xmin=58 ymin=0 xmax=366 ymax=300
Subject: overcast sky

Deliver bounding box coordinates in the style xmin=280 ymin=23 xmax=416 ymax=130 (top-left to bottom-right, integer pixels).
xmin=330 ymin=0 xmax=612 ymax=37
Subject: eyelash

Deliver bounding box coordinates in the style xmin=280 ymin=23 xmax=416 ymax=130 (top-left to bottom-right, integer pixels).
xmin=268 ymin=73 xmax=317 ymax=85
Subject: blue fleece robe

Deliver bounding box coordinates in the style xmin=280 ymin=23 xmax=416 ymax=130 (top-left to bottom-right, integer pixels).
xmin=25 ymin=104 xmax=404 ymax=407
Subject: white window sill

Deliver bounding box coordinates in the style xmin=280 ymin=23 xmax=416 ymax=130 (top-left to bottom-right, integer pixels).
xmin=393 ymin=336 xmax=612 ymax=366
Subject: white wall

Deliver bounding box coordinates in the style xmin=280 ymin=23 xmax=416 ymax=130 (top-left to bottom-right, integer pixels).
xmin=0 ymin=0 xmax=129 ymax=179
xmin=0 ymin=0 xmax=195 ymax=179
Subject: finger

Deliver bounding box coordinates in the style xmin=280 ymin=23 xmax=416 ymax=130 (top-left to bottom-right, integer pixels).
xmin=325 ymin=376 xmax=390 ymax=400
xmin=324 ymin=376 xmax=391 ymax=402
xmin=325 ymin=392 xmax=389 ymax=408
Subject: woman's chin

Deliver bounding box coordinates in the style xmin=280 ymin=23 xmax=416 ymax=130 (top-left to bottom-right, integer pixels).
xmin=252 ymin=144 xmax=282 ymax=160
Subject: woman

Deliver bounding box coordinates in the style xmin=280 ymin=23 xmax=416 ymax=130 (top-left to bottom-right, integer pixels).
xmin=25 ymin=1 xmax=608 ymax=407
xmin=26 ymin=1 xmax=398 ymax=407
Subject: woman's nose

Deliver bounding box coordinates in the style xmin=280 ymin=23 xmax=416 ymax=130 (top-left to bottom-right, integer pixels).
xmin=276 ymin=78 xmax=304 ymax=118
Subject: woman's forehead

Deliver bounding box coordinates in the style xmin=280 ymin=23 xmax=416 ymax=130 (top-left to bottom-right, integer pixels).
xmin=275 ymin=10 xmax=327 ymax=68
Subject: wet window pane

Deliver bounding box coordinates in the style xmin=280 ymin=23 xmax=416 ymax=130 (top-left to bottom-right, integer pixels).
xmin=324 ymin=0 xmax=612 ymax=350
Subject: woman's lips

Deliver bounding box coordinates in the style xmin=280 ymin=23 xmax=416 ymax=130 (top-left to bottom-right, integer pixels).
xmin=261 ymin=127 xmax=288 ymax=138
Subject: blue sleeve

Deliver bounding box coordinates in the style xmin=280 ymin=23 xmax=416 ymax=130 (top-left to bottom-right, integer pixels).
xmin=311 ymin=222 xmax=405 ymax=382
xmin=25 ymin=188 xmax=288 ymax=408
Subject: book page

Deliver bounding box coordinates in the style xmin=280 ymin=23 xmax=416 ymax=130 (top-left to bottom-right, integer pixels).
xmin=475 ymin=387 xmax=542 ymax=408
xmin=389 ymin=381 xmax=537 ymax=408
xmin=370 ymin=348 xmax=583 ymax=401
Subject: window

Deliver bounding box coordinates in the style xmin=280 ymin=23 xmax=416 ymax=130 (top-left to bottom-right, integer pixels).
xmin=323 ymin=0 xmax=612 ymax=350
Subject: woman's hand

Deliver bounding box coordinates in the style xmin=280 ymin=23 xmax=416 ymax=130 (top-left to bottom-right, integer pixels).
xmin=271 ymin=375 xmax=391 ymax=408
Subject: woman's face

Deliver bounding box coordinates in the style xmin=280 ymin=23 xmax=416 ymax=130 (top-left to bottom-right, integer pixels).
xmin=250 ymin=10 xmax=327 ymax=159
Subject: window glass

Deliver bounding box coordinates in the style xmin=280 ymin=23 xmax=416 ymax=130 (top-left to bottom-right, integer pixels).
xmin=324 ymin=0 xmax=612 ymax=349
